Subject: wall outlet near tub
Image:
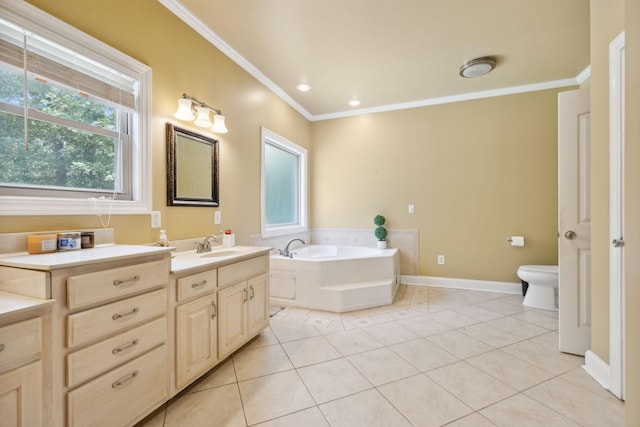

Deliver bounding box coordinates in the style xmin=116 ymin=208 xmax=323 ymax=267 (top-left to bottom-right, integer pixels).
xmin=437 ymin=255 xmax=445 ymax=265
xmin=150 ymin=211 xmax=161 ymax=228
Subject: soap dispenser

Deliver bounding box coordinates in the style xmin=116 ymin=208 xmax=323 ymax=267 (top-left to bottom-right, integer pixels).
xmin=158 ymin=229 xmax=169 ymax=247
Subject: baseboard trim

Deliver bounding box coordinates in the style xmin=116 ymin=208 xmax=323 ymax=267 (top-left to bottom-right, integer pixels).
xmin=400 ymin=275 xmax=521 ymax=294
xmin=583 ymin=350 xmax=611 ymax=390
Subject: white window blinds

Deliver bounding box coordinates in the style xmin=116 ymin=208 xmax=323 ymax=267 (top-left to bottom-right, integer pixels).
xmin=0 ymin=20 xmax=137 ymax=110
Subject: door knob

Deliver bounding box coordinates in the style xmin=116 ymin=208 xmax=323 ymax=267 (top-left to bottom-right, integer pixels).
xmin=564 ymin=230 xmax=577 ymax=240
xmin=613 ymin=237 xmax=625 ymax=248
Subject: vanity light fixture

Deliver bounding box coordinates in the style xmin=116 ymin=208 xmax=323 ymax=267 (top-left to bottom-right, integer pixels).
xmin=174 ymin=93 xmax=228 ymax=133
xmin=459 ymin=56 xmax=497 ymax=78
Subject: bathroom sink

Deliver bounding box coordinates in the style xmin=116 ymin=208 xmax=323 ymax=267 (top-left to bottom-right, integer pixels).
xmin=170 ymin=245 xmax=271 ymax=273
xmin=200 ymin=250 xmax=245 ymax=258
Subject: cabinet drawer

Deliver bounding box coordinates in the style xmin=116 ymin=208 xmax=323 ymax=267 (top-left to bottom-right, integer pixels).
xmin=0 ymin=317 xmax=41 ymax=373
xmin=67 ymin=259 xmax=169 ymax=310
xmin=67 ymin=289 xmax=166 ymax=348
xmin=67 ymin=317 xmax=166 ymax=388
xmin=67 ymin=345 xmax=167 ymax=427
xmin=218 ymin=255 xmax=268 ymax=288
xmin=177 ymin=269 xmax=217 ymax=302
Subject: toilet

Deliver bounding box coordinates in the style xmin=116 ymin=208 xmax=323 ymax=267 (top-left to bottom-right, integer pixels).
xmin=517 ymin=265 xmax=559 ymax=311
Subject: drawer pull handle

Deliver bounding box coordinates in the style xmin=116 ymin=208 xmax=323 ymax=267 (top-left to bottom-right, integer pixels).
xmin=211 ymin=301 xmax=217 ymax=318
xmin=112 ymin=370 xmax=139 ymax=388
xmin=112 ymin=339 xmax=139 ymax=354
xmin=243 ymin=288 xmax=248 ymax=302
xmin=112 ymin=307 xmax=139 ymax=320
xmin=113 ymin=275 xmax=141 ymax=286
xmin=250 ymin=285 xmax=255 ymax=300
xmin=0 ymin=344 xmax=4 ymax=352
xmin=192 ymin=280 xmax=207 ymax=288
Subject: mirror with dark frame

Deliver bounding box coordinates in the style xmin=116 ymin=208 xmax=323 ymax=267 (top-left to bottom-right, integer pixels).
xmin=166 ymin=123 xmax=219 ymax=207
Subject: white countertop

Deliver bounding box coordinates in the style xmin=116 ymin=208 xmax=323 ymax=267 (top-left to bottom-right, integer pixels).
xmin=170 ymin=246 xmax=272 ymax=274
xmin=0 ymin=290 xmax=54 ymax=321
xmin=0 ymin=244 xmax=173 ymax=271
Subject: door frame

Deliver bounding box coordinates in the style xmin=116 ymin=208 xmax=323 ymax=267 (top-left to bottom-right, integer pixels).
xmin=609 ymin=30 xmax=625 ymax=400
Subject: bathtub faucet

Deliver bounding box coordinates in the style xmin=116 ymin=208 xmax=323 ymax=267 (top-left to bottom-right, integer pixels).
xmin=281 ymin=238 xmax=306 ymax=258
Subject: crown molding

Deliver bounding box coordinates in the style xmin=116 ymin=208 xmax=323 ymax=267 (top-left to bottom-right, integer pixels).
xmin=160 ymin=1 xmax=591 ymax=122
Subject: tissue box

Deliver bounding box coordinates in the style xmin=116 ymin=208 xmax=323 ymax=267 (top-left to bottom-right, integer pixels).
xmin=222 ymin=234 xmax=235 ymax=247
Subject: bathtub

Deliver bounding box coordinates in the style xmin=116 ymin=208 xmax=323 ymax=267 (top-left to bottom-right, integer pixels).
xmin=270 ymin=245 xmax=400 ymax=312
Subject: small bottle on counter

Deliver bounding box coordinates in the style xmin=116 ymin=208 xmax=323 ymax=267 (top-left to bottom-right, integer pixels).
xmin=222 ymin=229 xmax=235 ymax=247
xmin=57 ymin=232 xmax=81 ymax=251
xmin=158 ymin=230 xmax=169 ymax=247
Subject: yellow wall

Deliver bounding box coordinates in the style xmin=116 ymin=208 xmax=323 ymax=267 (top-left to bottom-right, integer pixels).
xmin=311 ymin=90 xmax=564 ymax=282
xmin=3 ymin=0 xmax=312 ymax=245
xmin=626 ymin=0 xmax=639 ymax=421
xmin=589 ymin=0 xmax=624 ymax=365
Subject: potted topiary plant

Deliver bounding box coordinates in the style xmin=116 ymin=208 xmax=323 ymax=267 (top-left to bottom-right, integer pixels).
xmin=374 ymin=214 xmax=388 ymax=249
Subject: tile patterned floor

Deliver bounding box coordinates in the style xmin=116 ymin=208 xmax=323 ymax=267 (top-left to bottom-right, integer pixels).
xmin=137 ymin=285 xmax=624 ymax=427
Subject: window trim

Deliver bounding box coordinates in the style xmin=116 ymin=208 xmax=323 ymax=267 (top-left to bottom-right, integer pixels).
xmin=260 ymin=127 xmax=307 ymax=237
xmin=0 ymin=0 xmax=152 ymax=216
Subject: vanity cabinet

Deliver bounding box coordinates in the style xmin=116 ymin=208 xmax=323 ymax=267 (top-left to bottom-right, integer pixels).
xmin=0 ymin=247 xmax=171 ymax=427
xmin=0 ymin=239 xmax=270 ymax=426
xmin=170 ymin=251 xmax=270 ymax=392
xmin=217 ymin=256 xmax=269 ymax=358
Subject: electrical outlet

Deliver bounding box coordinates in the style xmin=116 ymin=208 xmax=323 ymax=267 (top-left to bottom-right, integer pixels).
xmin=214 ymin=211 xmax=221 ymax=225
xmin=408 ymin=204 xmax=415 ymax=214
xmin=150 ymin=211 xmax=161 ymax=228
xmin=437 ymin=255 xmax=445 ymax=265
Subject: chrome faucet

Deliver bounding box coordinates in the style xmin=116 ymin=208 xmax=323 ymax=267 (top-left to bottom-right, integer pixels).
xmin=280 ymin=238 xmax=306 ymax=258
xmin=195 ymin=235 xmax=219 ymax=253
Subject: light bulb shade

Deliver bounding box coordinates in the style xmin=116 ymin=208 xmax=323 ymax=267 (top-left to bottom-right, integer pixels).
xmin=211 ymin=114 xmax=228 ymax=133
xmin=174 ymin=98 xmax=195 ymax=121
xmin=459 ymin=56 xmax=496 ymax=78
xmin=194 ymin=106 xmax=213 ymax=127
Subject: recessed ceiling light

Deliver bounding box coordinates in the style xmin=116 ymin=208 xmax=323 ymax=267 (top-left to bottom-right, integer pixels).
xmin=459 ymin=56 xmax=497 ymax=78
xmin=296 ymin=83 xmax=312 ymax=92
xmin=348 ymin=99 xmax=361 ymax=107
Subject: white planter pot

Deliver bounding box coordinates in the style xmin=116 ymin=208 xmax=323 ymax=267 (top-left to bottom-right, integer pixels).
xmin=376 ymin=240 xmax=387 ymax=249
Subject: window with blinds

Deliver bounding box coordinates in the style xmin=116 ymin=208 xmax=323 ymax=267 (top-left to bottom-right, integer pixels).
xmin=0 ymin=0 xmax=152 ymax=215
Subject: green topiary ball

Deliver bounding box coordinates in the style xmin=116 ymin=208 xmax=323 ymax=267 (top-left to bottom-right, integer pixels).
xmin=374 ymin=214 xmax=386 ymax=226
xmin=375 ymin=226 xmax=387 ymax=241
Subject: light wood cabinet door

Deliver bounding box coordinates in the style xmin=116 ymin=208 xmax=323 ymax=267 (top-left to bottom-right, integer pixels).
xmin=0 ymin=361 xmax=42 ymax=427
xmin=248 ymin=274 xmax=269 ymax=336
xmin=217 ymin=281 xmax=248 ymax=358
xmin=176 ymin=294 xmax=217 ymax=389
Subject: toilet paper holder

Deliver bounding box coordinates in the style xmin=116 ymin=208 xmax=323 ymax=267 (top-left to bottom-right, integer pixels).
xmin=507 ymin=236 xmax=525 ymax=246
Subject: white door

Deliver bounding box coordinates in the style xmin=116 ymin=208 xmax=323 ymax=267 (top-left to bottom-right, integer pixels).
xmin=609 ymin=31 xmax=625 ymax=399
xmin=558 ymin=88 xmax=591 ymax=356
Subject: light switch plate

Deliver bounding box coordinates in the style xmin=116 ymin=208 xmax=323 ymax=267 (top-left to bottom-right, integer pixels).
xmin=214 ymin=211 xmax=221 ymax=224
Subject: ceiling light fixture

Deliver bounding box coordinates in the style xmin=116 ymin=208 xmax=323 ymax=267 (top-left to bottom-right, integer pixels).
xmin=348 ymin=99 xmax=361 ymax=107
xmin=174 ymin=93 xmax=228 ymax=134
xmin=296 ymin=83 xmax=312 ymax=92
xmin=459 ymin=56 xmax=497 ymax=78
